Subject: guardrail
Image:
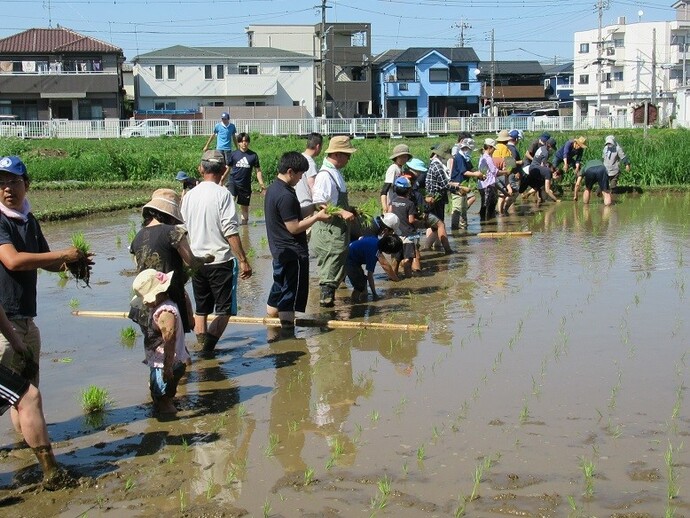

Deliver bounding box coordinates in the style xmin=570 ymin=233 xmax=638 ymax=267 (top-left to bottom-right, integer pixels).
xmin=0 ymin=115 xmax=638 ymax=140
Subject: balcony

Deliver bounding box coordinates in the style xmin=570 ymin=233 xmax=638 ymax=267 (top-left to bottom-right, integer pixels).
xmin=0 ymin=73 xmax=120 ymax=95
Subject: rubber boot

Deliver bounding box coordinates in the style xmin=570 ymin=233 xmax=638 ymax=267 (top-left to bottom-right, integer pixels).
xmin=450 ymin=211 xmax=461 ymax=230
xmin=440 ymin=235 xmax=453 ymax=255
xmin=203 ymin=334 xmax=219 ymax=352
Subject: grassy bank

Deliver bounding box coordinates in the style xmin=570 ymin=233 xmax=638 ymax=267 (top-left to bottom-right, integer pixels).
xmin=1 ymin=128 xmax=688 ymax=187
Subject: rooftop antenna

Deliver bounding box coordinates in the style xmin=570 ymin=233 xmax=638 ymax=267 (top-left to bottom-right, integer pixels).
xmin=43 ymin=0 xmax=53 ymax=28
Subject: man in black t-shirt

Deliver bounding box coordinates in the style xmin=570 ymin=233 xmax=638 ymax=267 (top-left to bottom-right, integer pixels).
xmin=221 ymin=133 xmax=265 ymax=225
xmin=264 ymin=152 xmax=329 ymax=340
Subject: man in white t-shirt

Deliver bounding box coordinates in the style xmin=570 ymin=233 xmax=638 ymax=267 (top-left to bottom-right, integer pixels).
xmin=295 ymin=132 xmax=323 ymax=218
xmin=181 ymin=150 xmax=253 ymax=353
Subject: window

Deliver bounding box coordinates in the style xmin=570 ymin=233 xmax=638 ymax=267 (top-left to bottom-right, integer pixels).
xmin=204 ymin=65 xmax=213 ymax=80
xmin=460 ymin=83 xmax=469 ymax=91
xmin=606 ymin=47 xmax=615 ymax=56
xmin=280 ymin=65 xmax=300 ymax=72
xmin=429 ymin=68 xmax=449 ymax=82
xmin=449 ymin=66 xmax=468 ymax=82
xmin=350 ymin=31 xmax=367 ymax=47
xmin=579 ymin=43 xmax=590 ymax=53
xmin=217 ymin=65 xmax=224 ymax=79
xmin=245 ymin=101 xmax=265 ymax=106
xmin=154 ymin=101 xmax=176 ymax=111
xmin=167 ymin=65 xmax=176 ymax=80
xmin=579 ymin=74 xmax=589 ymax=84
xmin=155 ymin=65 xmax=163 ymax=80
xmin=670 ymin=68 xmax=683 ymax=80
xmin=613 ymin=71 xmax=623 ymax=81
xmin=292 ymin=101 xmax=300 ymax=106
xmin=396 ymin=66 xmax=415 ymax=81
xmin=672 ymin=34 xmax=686 ymax=49
xmin=334 ymin=65 xmax=366 ymax=82
xmin=154 ymin=102 xmax=165 ymax=111
xmin=239 ymin=65 xmax=258 ymax=75
xmin=613 ymin=38 xmax=624 ymax=48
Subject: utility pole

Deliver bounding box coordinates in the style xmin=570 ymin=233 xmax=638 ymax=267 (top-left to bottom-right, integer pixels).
xmin=318 ymin=0 xmax=331 ymax=118
xmin=595 ymin=0 xmax=610 ymax=115
xmin=651 ymin=28 xmax=657 ymax=105
xmin=490 ymin=28 xmax=495 ymax=116
xmin=454 ymin=18 xmax=471 ymax=47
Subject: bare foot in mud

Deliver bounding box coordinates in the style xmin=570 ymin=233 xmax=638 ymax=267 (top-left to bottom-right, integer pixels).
xmin=42 ymin=468 xmax=79 ymax=491
xmin=155 ymin=397 xmax=178 ymax=415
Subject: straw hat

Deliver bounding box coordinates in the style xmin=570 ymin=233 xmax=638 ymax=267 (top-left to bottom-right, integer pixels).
xmin=325 ymin=136 xmax=357 ymax=154
xmin=389 ymin=144 xmax=412 ymax=160
xmin=143 ymin=188 xmax=183 ymax=223
xmin=131 ymin=269 xmax=174 ymax=308
xmin=496 ymin=129 xmax=511 ymax=143
xmin=484 ymin=138 xmax=497 ymax=148
xmin=574 ymin=136 xmax=588 ymax=148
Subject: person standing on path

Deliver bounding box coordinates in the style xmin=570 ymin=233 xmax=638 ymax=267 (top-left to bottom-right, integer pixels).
xmin=264 ymin=152 xmax=329 ymax=339
xmin=311 ymin=136 xmax=357 ymax=307
xmin=221 ymin=133 xmax=265 ymax=225
xmin=181 ymin=150 xmax=253 ymax=353
xmin=295 ymin=132 xmax=323 ymax=218
xmin=203 ymin=112 xmax=238 ymax=165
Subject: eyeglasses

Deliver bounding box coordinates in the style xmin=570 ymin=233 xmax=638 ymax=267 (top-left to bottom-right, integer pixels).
xmin=0 ymin=178 xmax=24 ymax=188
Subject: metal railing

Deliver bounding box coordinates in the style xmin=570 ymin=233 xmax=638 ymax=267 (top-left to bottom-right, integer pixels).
xmin=0 ymin=115 xmax=639 ymax=140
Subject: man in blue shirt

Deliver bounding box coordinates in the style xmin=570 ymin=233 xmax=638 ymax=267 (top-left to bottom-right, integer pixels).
xmin=203 ymin=112 xmax=238 ymax=165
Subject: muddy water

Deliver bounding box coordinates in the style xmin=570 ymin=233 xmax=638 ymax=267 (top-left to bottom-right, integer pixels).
xmin=1 ymin=193 xmax=690 ymax=517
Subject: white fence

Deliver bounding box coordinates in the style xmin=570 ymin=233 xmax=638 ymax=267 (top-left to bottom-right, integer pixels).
xmin=0 ymin=115 xmax=637 ymax=140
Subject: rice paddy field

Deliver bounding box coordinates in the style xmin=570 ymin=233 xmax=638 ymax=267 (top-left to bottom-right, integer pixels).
xmin=0 ymin=190 xmax=688 ymax=517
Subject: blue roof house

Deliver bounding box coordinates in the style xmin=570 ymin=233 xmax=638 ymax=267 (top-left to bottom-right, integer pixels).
xmin=376 ymin=47 xmax=481 ymax=118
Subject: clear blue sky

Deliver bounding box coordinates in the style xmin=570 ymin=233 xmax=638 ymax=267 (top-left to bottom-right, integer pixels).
xmin=0 ymin=0 xmax=677 ymax=63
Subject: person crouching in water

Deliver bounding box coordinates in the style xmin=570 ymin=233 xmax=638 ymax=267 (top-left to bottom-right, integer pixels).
xmin=131 ymin=269 xmax=190 ymax=415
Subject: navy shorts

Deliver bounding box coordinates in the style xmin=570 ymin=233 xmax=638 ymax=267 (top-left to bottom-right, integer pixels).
xmin=267 ymin=256 xmax=310 ymax=313
xmin=583 ymin=165 xmax=610 ymax=191
xmin=192 ymin=259 xmax=237 ymax=316
xmin=227 ymin=181 xmax=252 ymax=207
xmin=0 ymin=364 xmax=30 ymax=416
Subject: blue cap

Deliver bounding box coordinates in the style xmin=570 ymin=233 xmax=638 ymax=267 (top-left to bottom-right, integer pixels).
xmin=539 ymin=132 xmax=551 ymax=142
xmin=394 ymin=176 xmax=412 ymax=189
xmin=405 ymin=158 xmax=428 ymax=173
xmin=509 ymin=129 xmax=521 ymax=140
xmin=0 ymin=156 xmax=27 ymax=176
xmin=175 ymin=170 xmax=190 ymax=181
xmin=221 ymin=112 xmax=230 ymax=119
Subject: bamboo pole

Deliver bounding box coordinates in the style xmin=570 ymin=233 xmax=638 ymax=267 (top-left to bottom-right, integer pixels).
xmin=476 ymin=231 xmax=532 ymax=238
xmin=71 ymin=310 xmax=428 ymax=331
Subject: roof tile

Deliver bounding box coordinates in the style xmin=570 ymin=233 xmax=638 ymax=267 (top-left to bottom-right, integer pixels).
xmin=0 ymin=27 xmax=122 ymax=54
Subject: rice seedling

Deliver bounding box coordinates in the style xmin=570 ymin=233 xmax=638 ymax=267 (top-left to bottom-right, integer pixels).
xmin=402 ymin=460 xmax=408 ymax=476
xmin=115 ymin=235 xmax=122 ymax=247
xmin=69 ymin=298 xmax=80 ymax=310
xmin=167 ymin=452 xmax=177 ymax=464
xmin=205 ymin=478 xmax=214 ymax=499
xmin=127 ymin=221 xmax=137 ymax=244
xmin=259 ymin=236 xmax=269 ymax=248
xmin=57 ymin=269 xmax=68 ymax=280
xmin=469 ymin=463 xmax=483 ymax=501
xmin=226 ymin=466 xmax=239 ymax=485
xmin=354 ymin=197 xmax=380 ymax=228
xmin=580 ymin=457 xmax=595 ymax=497
xmin=247 ymin=247 xmax=256 ymax=259
xmin=519 ymin=403 xmax=530 ymax=424
xmin=236 ymin=403 xmax=247 ymax=417
xmin=325 ymin=456 xmax=335 ymax=470
xmin=181 ymin=436 xmax=190 ymax=452
xmin=262 ymin=498 xmax=272 ymax=518
xmin=80 ymin=385 xmax=109 ymax=413
xmin=665 ymin=442 xmax=680 ymax=500
xmin=303 ymin=467 xmax=315 ymax=486
xmin=370 ymin=410 xmax=380 ymax=423
xmin=416 ymin=444 xmax=425 ymax=462
xmin=264 ymin=433 xmax=279 ymax=457
xmin=179 ymin=488 xmax=186 ymax=512
xmin=288 ymin=420 xmax=299 ymax=433
xmin=124 ymin=477 xmax=134 ymax=493
xmin=69 ymin=232 xmax=93 ymax=286
xmin=454 ymin=496 xmax=467 ymax=517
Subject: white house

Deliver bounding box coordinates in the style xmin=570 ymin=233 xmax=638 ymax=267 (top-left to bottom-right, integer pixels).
xmin=573 ymin=1 xmax=690 ymax=123
xmin=132 ymin=45 xmax=315 ymax=116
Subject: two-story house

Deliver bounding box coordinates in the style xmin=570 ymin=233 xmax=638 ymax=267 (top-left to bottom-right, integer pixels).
xmin=246 ymin=23 xmax=373 ymax=118
xmin=0 ymin=27 xmax=125 ymax=120
xmin=542 ymin=62 xmax=574 ymax=110
xmin=374 ymin=47 xmax=481 ymax=118
xmin=477 ymin=61 xmax=547 ymax=115
xmin=132 ymin=45 xmax=315 ymax=117
xmin=573 ymin=1 xmax=690 ymax=121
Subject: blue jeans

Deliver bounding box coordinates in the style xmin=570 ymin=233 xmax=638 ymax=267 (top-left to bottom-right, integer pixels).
xmin=149 ymin=361 xmax=186 ymax=401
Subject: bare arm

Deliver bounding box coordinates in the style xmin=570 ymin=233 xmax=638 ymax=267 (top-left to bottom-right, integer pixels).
xmin=227 ymin=234 xmax=252 ymax=279
xmin=174 ymin=237 xmax=213 ymax=269
xmin=366 ymin=270 xmax=377 ymax=299
xmin=219 ymin=165 xmax=231 ymax=186
xmin=256 ymin=168 xmax=265 ymax=191
xmin=0 ymin=243 xmax=83 ymax=272
xmin=573 ymin=175 xmax=583 ymax=200
xmin=378 ymin=254 xmax=399 ymax=282
xmin=156 ymin=310 xmax=177 ymax=381
xmin=284 ymin=208 xmax=330 ymax=235
xmin=544 ymin=179 xmax=560 ymax=202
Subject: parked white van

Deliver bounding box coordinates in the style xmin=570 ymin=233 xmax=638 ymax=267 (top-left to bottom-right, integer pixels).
xmin=121 ymin=119 xmax=178 ymax=138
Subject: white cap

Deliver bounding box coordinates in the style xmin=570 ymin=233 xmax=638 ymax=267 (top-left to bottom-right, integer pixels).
xmin=605 ymin=135 xmax=616 ymax=145
xmin=484 ymin=138 xmax=497 ymax=148
xmin=380 ymin=213 xmax=400 ymax=233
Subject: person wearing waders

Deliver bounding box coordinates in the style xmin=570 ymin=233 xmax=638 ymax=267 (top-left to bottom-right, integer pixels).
xmin=310 ymin=136 xmax=357 ymax=307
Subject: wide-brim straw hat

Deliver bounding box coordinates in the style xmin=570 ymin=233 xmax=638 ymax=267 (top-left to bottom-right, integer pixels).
xmin=130 ymin=269 xmax=174 ymax=308
xmin=143 ymin=188 xmax=183 ymax=223
xmin=496 ymin=129 xmax=511 ymax=142
xmin=575 ymin=136 xmax=588 ymax=148
xmin=389 ymin=144 xmax=412 ymax=160
xmin=325 ymin=135 xmax=357 ymax=154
